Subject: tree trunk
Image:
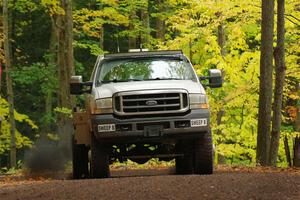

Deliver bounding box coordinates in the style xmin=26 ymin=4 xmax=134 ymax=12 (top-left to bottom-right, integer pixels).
xmin=256 ymin=0 xmax=274 ymax=166
xmin=65 ymin=0 xmax=75 ymax=80
xmin=141 ymin=2 xmax=150 ymax=48
xmin=57 ymin=15 xmax=68 ymax=110
xmin=218 ymin=23 xmax=226 ymax=56
xmin=294 ymin=138 xmax=300 ymax=167
xmin=284 ymin=136 xmax=292 ymax=167
xmin=216 ymin=12 xmax=226 ymax=164
xmin=294 ymin=82 xmax=300 ymax=167
xmin=57 ymin=0 xmax=74 ymax=111
xmin=269 ymin=0 xmax=285 ymax=166
xmin=3 ymin=0 xmax=16 ymax=168
xmin=189 ymin=38 xmax=193 ymax=62
xmin=99 ymin=27 xmax=104 ymax=50
xmin=40 ymin=19 xmax=57 ymax=139
xmin=129 ymin=12 xmax=137 ymax=49
xmin=156 ymin=0 xmax=165 ymax=42
xmin=55 ymin=0 xmax=75 ymax=160
xmin=216 ymin=109 xmax=226 ymax=164
xmin=56 ymin=1 xmax=74 ymax=124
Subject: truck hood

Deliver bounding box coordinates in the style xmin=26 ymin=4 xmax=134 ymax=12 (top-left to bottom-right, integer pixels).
xmin=93 ymin=80 xmax=205 ymax=99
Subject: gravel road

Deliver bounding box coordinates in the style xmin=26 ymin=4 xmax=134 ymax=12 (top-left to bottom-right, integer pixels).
xmin=0 ymin=168 xmax=299 ymax=200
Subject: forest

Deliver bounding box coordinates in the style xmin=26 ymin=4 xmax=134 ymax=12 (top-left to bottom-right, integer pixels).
xmin=0 ymin=0 xmax=299 ymax=171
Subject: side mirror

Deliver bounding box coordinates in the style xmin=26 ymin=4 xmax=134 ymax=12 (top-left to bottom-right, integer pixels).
xmin=199 ymin=69 xmax=223 ymax=88
xmin=70 ymin=76 xmax=92 ymax=95
xmin=208 ymin=69 xmax=222 ymax=88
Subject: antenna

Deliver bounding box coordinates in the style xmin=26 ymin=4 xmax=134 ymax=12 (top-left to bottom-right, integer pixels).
xmin=140 ymin=43 xmax=143 ymax=52
xmin=139 ymin=31 xmax=142 ymax=52
xmin=117 ymin=38 xmax=120 ymax=53
xmin=116 ymin=29 xmax=120 ymax=53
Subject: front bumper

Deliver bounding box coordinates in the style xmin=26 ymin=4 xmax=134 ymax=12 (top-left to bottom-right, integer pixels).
xmin=91 ymin=109 xmax=210 ymax=143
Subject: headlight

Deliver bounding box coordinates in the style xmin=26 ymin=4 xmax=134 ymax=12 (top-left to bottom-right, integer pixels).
xmin=93 ymin=98 xmax=113 ymax=114
xmin=189 ymin=94 xmax=209 ymax=109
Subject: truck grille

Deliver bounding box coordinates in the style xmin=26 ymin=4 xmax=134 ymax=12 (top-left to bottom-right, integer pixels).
xmin=114 ymin=90 xmax=189 ymax=116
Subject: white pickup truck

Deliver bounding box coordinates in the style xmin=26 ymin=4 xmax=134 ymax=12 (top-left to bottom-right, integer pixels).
xmin=70 ymin=50 xmax=222 ymax=179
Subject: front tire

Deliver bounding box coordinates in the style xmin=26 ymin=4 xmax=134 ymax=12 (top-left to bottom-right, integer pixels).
xmin=194 ymin=132 xmax=213 ymax=174
xmin=90 ymin=134 xmax=110 ymax=178
xmin=72 ymin=136 xmax=89 ymax=179
xmin=175 ymin=140 xmax=194 ymax=174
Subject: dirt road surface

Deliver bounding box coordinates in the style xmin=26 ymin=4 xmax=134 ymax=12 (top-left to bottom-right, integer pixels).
xmin=0 ymin=167 xmax=299 ymax=200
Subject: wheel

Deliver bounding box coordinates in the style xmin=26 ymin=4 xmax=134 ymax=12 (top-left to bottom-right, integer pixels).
xmin=90 ymin=133 xmax=110 ymax=178
xmin=175 ymin=140 xmax=194 ymax=174
xmin=72 ymin=136 xmax=89 ymax=179
xmin=194 ymin=132 xmax=213 ymax=174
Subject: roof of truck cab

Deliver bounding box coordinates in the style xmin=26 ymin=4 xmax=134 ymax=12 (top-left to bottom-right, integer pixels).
xmin=103 ymin=50 xmax=185 ymax=60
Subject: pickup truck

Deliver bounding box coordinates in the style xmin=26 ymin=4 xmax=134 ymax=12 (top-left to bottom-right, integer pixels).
xmin=70 ymin=50 xmax=222 ymax=179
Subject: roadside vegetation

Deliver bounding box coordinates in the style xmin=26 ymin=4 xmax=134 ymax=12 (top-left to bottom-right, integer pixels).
xmin=0 ymin=0 xmax=299 ymax=173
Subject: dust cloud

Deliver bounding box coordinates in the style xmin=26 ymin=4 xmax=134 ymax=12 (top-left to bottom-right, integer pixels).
xmin=24 ymin=121 xmax=73 ymax=173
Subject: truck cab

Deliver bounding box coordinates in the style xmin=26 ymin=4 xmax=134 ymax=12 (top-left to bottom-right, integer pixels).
xmin=70 ymin=50 xmax=222 ymax=179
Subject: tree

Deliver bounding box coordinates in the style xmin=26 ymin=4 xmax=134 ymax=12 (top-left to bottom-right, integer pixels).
xmin=72 ymin=0 xmax=128 ymax=55
xmin=1 ymin=0 xmax=298 ymax=167
xmin=155 ymin=0 xmax=166 ymax=42
xmin=56 ymin=0 xmax=74 ymax=112
xmin=269 ymin=0 xmax=286 ymax=166
xmin=294 ymin=82 xmax=300 ymax=167
xmin=55 ymin=0 xmax=75 ymax=153
xmin=0 ymin=97 xmax=36 ymax=164
xmin=3 ymin=0 xmax=17 ymax=168
xmin=256 ymin=0 xmax=275 ymax=166
xmin=0 ymin=13 xmax=3 ymax=92
xmin=141 ymin=0 xmax=150 ymax=47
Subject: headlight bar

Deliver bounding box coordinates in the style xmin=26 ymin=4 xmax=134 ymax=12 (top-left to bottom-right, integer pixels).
xmin=93 ymin=98 xmax=113 ymax=114
xmin=189 ymin=94 xmax=209 ymax=109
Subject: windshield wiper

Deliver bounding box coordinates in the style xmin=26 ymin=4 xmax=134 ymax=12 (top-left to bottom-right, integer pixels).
xmin=101 ymin=78 xmax=182 ymax=83
xmin=144 ymin=78 xmax=182 ymax=81
xmin=101 ymin=78 xmax=142 ymax=83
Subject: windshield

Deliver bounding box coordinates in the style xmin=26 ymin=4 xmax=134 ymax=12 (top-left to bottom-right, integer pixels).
xmin=97 ymin=58 xmax=196 ymax=83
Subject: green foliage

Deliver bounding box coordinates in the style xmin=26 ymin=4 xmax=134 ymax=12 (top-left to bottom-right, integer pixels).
xmin=54 ymin=107 xmax=73 ymax=119
xmin=162 ymin=0 xmax=299 ymax=165
xmin=159 ymin=0 xmax=259 ymax=163
xmin=12 ymin=59 xmax=57 ymax=128
xmin=0 ymin=160 xmax=23 ymax=174
xmin=73 ymin=40 xmax=105 ymax=56
xmin=112 ymin=158 xmax=174 ymax=170
xmin=13 ymin=0 xmax=38 ymax=13
xmin=12 ymin=61 xmax=57 ymax=95
xmin=0 ymin=98 xmax=37 ymax=155
xmin=73 ymin=1 xmax=129 ymax=56
xmin=40 ymin=0 xmax=65 ymax=16
xmin=2 ymin=0 xmax=299 ymax=167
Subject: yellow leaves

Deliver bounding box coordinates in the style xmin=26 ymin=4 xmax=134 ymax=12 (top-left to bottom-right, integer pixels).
xmin=40 ymin=0 xmax=64 ymax=16
xmin=285 ymin=106 xmax=297 ymax=122
xmin=216 ymin=143 xmax=256 ymax=161
xmin=15 ymin=112 xmax=38 ymax=130
xmin=281 ymin=131 xmax=300 ymax=138
xmin=0 ymin=124 xmax=33 ymax=154
xmin=97 ymin=0 xmax=119 ymax=7
xmin=288 ymin=93 xmax=299 ymax=100
xmin=15 ymin=130 xmax=33 ymax=149
xmin=227 ymin=26 xmax=248 ymax=53
xmin=73 ymin=8 xmax=129 ymax=40
xmin=0 ymin=98 xmax=38 ymax=129
xmin=46 ymin=133 xmax=60 ymax=141
xmin=0 ymin=98 xmax=36 ymax=154
xmin=54 ymin=107 xmax=72 ymax=118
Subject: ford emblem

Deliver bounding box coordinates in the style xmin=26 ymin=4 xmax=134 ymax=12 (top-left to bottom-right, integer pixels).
xmin=146 ymin=100 xmax=158 ymax=106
